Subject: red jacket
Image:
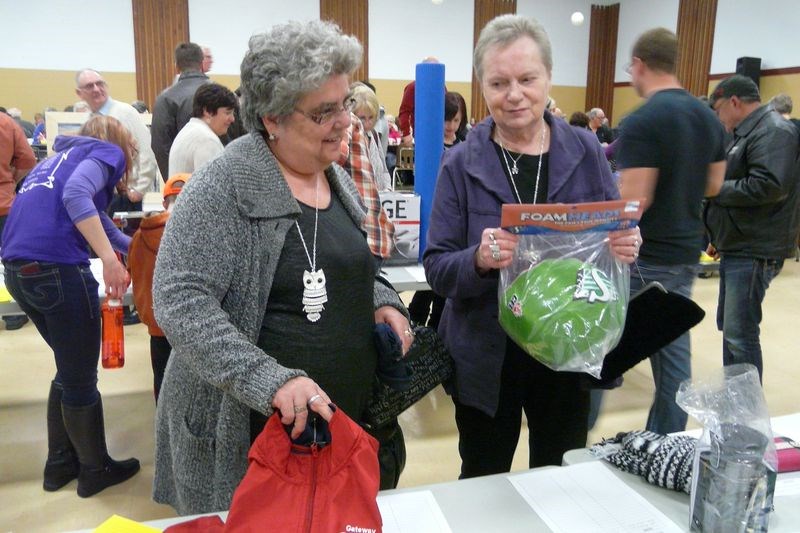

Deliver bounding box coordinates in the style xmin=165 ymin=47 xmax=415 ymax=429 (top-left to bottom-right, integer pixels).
xmin=165 ymin=409 xmax=382 ymax=533
xmin=226 ymin=409 xmax=382 ymax=532
xmin=397 ymin=82 xmax=415 ymax=137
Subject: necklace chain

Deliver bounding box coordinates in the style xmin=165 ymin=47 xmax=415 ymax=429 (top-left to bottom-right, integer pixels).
xmin=499 ymin=124 xmax=547 ymax=204
xmin=501 ymin=146 xmax=524 ymax=175
xmin=295 ymin=175 xmax=319 ymax=271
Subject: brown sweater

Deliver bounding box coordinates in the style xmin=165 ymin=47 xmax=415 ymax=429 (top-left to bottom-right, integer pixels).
xmin=128 ymin=211 xmax=169 ymax=336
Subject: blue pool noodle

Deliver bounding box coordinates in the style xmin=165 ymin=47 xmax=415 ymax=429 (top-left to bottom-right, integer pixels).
xmin=414 ymin=62 xmax=445 ymax=261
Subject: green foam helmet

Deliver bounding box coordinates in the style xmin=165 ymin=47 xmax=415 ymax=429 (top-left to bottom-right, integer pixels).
xmin=499 ymin=258 xmax=626 ymax=371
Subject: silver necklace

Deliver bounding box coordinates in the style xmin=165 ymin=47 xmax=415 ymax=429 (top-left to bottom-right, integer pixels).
xmin=500 ymin=146 xmax=524 ymax=175
xmin=295 ymin=175 xmax=327 ymax=322
xmin=500 ymin=124 xmax=547 ymax=204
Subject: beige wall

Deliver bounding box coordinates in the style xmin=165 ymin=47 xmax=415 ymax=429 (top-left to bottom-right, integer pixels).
xmin=7 ymin=66 xmax=798 ymax=132
xmin=612 ymin=71 xmax=800 ymax=128
xmin=549 ymin=86 xmax=588 ymax=120
xmin=611 ymin=85 xmax=642 ymax=127
xmin=372 ymin=79 xmax=586 ymax=124
xmin=0 ymin=69 xmax=138 ymax=120
xmin=370 ymin=79 xmax=472 ymax=120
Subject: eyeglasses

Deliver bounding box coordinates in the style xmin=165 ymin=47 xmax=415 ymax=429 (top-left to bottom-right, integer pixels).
xmin=79 ymin=80 xmax=107 ymax=91
xmin=713 ymin=97 xmax=731 ymax=116
xmin=294 ymin=97 xmax=357 ymax=125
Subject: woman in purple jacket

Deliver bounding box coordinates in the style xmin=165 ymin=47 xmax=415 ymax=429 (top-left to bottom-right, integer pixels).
xmin=2 ymin=116 xmax=140 ymax=497
xmin=423 ymin=14 xmax=641 ymax=478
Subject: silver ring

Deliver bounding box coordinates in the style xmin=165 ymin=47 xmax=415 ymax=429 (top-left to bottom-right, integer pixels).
xmin=489 ymin=243 xmax=500 ymax=254
xmin=404 ymin=328 xmax=415 ymax=338
xmin=492 ymin=251 xmax=501 ymax=261
xmin=293 ymin=405 xmax=307 ymax=414
xmin=488 ymin=231 xmax=496 ymax=243
xmin=308 ymin=394 xmax=322 ymax=405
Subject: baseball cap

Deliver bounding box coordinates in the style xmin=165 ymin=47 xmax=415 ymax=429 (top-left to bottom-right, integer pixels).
xmin=709 ymin=75 xmax=760 ymax=107
xmin=163 ymin=173 xmax=190 ymax=199
xmin=499 ymin=258 xmax=626 ymax=371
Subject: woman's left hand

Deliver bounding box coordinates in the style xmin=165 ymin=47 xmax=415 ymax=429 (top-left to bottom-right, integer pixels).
xmin=375 ymin=305 xmax=414 ymax=356
xmin=608 ymin=227 xmax=642 ymax=264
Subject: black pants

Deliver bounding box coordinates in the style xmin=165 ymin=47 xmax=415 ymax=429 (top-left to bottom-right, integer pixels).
xmin=408 ymin=290 xmax=446 ymax=329
xmin=366 ymin=420 xmax=406 ymax=490
xmin=453 ymin=340 xmax=590 ymax=479
xmin=150 ymin=335 xmax=172 ymax=403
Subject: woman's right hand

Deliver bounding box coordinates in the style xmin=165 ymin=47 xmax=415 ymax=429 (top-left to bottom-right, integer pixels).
xmin=272 ymin=376 xmax=334 ymax=439
xmin=102 ymin=255 xmax=129 ymax=300
xmin=474 ymin=227 xmax=519 ymax=274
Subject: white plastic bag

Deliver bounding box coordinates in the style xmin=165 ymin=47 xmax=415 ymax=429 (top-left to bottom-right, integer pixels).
xmin=498 ymin=200 xmax=643 ymax=377
xmin=676 ymin=363 xmax=777 ymax=532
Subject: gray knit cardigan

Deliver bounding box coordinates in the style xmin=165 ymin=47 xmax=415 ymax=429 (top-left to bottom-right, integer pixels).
xmin=151 ymin=132 xmax=406 ymax=515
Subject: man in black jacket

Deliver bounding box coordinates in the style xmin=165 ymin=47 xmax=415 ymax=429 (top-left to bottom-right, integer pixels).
xmin=706 ymin=75 xmax=800 ymax=381
xmin=150 ymin=42 xmax=209 ymax=179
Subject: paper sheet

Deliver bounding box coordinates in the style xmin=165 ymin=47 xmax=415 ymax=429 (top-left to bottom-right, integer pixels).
xmin=377 ymin=491 xmax=452 ymax=533
xmin=509 ymin=462 xmax=683 ymax=533
xmin=775 ymin=476 xmax=800 ymax=497
xmin=408 ymin=265 xmax=428 ymax=283
xmin=92 ymin=514 xmax=160 ymax=532
xmin=772 ymin=413 xmax=800 ymax=443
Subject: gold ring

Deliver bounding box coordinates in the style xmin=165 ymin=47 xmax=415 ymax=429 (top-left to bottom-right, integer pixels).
xmin=293 ymin=405 xmax=307 ymax=414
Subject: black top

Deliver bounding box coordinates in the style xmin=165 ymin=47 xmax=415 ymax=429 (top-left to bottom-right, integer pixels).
xmin=616 ymin=88 xmax=725 ymax=265
xmin=596 ymin=124 xmax=614 ymax=145
xmin=256 ymin=192 xmax=377 ymax=423
xmin=492 ymin=141 xmax=550 ymax=204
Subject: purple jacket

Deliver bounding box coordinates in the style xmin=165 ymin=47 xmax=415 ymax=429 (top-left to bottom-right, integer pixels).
xmin=423 ymin=113 xmax=619 ymax=416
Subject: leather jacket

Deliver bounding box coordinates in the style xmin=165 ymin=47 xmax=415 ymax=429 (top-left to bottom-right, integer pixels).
xmin=705 ymin=106 xmax=800 ymax=258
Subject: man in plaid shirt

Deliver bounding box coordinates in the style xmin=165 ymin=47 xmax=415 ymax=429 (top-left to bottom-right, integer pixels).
xmin=339 ymin=114 xmax=395 ymax=260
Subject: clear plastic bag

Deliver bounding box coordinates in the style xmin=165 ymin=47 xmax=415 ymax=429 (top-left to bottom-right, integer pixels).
xmin=498 ymin=200 xmax=642 ymax=377
xmin=676 ymin=364 xmax=777 ymax=533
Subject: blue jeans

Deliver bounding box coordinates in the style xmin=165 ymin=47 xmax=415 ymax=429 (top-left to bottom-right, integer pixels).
xmin=630 ymin=260 xmax=697 ymax=434
xmin=3 ymin=260 xmax=101 ymax=406
xmin=717 ymin=255 xmax=783 ymax=382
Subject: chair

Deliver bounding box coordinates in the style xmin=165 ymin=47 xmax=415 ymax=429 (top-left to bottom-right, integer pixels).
xmin=391 ymin=147 xmax=414 ymax=190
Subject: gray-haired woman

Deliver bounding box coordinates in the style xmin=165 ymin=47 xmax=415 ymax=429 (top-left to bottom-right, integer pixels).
xmin=152 ymin=20 xmax=411 ymax=515
xmin=424 ymin=14 xmax=640 ymax=479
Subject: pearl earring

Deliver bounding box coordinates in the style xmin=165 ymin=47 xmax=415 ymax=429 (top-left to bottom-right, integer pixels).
xmin=268 ymin=132 xmax=276 ymax=141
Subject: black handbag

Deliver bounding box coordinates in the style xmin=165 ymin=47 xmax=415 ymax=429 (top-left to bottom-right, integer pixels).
xmin=364 ymin=326 xmax=454 ymax=429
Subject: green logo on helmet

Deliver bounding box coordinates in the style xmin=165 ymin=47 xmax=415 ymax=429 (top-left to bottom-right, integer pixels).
xmin=574 ymin=267 xmax=616 ymax=304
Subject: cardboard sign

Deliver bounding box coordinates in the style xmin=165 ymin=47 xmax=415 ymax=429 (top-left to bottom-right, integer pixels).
xmin=380 ymin=191 xmax=421 ymax=265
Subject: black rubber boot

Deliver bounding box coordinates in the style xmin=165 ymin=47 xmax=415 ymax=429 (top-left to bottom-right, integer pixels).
xmin=43 ymin=381 xmax=79 ymax=491
xmin=61 ymin=397 xmax=140 ymax=498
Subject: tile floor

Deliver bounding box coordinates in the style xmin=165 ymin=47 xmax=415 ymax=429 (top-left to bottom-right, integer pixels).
xmin=1 ymin=261 xmax=798 ymax=531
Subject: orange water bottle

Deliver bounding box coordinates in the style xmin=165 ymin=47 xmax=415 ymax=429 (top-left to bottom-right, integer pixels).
xmin=101 ymin=298 xmax=125 ymax=369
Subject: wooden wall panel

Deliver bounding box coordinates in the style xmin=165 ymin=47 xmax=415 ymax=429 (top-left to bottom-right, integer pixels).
xmin=320 ymin=0 xmax=369 ymax=82
xmin=131 ymin=0 xmax=189 ymax=109
xmin=676 ymin=0 xmax=718 ymax=96
xmin=471 ymin=0 xmax=517 ymax=122
xmin=585 ymin=4 xmax=619 ymax=123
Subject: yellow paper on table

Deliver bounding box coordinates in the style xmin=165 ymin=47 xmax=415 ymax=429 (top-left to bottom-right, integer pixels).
xmin=0 ymin=286 xmax=13 ymax=303
xmin=93 ymin=514 xmax=161 ymax=532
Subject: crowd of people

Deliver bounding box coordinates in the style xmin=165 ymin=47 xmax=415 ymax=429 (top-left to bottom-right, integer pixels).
xmin=1 ymin=11 xmax=798 ymax=521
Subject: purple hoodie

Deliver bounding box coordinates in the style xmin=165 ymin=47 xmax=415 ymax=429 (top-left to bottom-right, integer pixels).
xmin=1 ymin=135 xmax=130 ymax=265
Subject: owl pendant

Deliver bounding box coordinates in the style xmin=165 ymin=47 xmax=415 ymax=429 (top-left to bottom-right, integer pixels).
xmin=301 ymin=269 xmax=327 ymax=322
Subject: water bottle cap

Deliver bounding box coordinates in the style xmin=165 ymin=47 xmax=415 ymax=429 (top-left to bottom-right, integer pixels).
xmin=107 ymin=298 xmax=122 ymax=307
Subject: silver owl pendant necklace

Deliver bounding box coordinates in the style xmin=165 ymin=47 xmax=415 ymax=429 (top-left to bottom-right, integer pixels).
xmin=295 ymin=174 xmax=327 ymax=322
